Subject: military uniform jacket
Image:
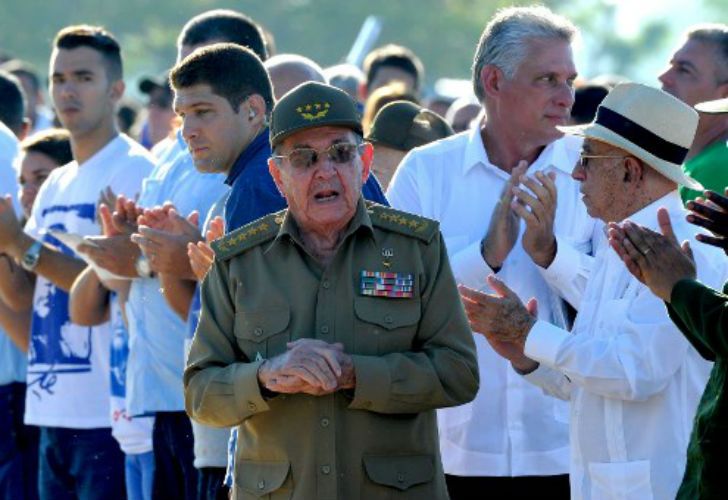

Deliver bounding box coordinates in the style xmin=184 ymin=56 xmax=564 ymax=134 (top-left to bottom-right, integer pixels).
xmin=184 ymin=200 xmax=479 ymax=500
xmin=669 ymin=279 xmax=728 ymax=500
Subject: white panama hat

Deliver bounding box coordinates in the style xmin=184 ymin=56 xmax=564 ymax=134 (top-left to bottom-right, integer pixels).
xmin=695 ymin=97 xmax=728 ymax=114
xmin=559 ymin=82 xmax=703 ymax=191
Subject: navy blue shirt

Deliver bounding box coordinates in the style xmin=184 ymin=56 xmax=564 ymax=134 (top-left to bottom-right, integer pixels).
xmin=223 ymin=129 xmax=388 ymax=232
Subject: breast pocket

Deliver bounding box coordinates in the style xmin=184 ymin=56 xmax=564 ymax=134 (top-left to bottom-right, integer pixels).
xmin=354 ymin=297 xmax=421 ymax=355
xmin=234 ymin=306 xmax=291 ymax=361
xmin=588 ymin=460 xmax=653 ymax=500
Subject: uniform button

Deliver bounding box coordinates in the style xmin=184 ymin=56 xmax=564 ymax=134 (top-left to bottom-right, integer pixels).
xmin=321 ymin=465 xmax=331 ymax=475
xmin=397 ymin=472 xmax=405 ymax=483
xmin=384 ymin=314 xmax=393 ymax=324
xmin=253 ymin=327 xmax=263 ymax=337
xmin=247 ymin=402 xmax=257 ymax=411
xmin=321 ymin=325 xmax=329 ymax=334
xmin=257 ymin=479 xmax=265 ymax=490
xmin=320 ymin=417 xmax=330 ymax=428
xmin=322 ymin=280 xmax=330 ymax=289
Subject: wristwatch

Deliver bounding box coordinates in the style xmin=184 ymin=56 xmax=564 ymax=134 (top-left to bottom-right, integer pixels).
xmin=135 ymin=254 xmax=154 ymax=278
xmin=21 ymin=240 xmax=43 ymax=271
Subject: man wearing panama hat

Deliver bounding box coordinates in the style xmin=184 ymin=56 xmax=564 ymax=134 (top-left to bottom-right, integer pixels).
xmin=605 ymin=94 xmax=728 ymax=499
xmin=458 ymin=82 xmax=728 ymax=499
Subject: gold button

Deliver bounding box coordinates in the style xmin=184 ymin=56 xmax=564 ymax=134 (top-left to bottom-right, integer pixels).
xmin=254 ymin=328 xmax=263 ymax=336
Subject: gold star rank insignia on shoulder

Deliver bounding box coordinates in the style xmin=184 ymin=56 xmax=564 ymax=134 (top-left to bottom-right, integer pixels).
xmin=360 ymin=270 xmax=414 ymax=298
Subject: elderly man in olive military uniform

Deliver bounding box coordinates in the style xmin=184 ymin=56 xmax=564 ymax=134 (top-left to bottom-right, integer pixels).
xmin=184 ymin=81 xmax=479 ymax=500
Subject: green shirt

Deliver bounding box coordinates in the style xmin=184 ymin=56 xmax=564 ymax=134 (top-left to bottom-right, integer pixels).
xmin=680 ymin=141 xmax=728 ymax=204
xmin=184 ymin=200 xmax=479 ymax=500
xmin=668 ymin=279 xmax=728 ymax=499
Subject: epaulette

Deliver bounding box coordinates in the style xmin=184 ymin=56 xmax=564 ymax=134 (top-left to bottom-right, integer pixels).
xmin=367 ymin=202 xmax=439 ymax=243
xmin=211 ymin=209 xmax=286 ymax=261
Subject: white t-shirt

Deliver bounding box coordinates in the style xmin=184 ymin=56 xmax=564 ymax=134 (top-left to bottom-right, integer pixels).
xmin=109 ymin=294 xmax=154 ymax=455
xmin=24 ymin=134 xmax=153 ymax=428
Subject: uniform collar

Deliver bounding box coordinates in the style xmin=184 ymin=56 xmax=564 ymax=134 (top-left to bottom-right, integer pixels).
xmin=267 ymin=197 xmax=375 ymax=254
xmin=463 ymin=126 xmax=577 ymax=177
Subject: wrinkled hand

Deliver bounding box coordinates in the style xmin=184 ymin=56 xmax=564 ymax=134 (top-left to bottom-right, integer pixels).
xmin=112 ymin=195 xmax=145 ymax=236
xmin=687 ymin=189 xmax=728 ymax=255
xmin=257 ymin=339 xmax=354 ymax=396
xmin=481 ymin=161 xmax=528 ymax=270
xmin=132 ymin=208 xmax=201 ymax=278
xmin=459 ymin=275 xmax=536 ymax=343
xmin=512 ymin=171 xmax=558 ymax=268
xmin=188 ymin=216 xmax=225 ymax=282
xmin=607 ymin=208 xmax=696 ymax=302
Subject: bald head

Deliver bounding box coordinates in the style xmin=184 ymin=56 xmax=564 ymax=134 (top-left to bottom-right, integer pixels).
xmin=264 ymin=54 xmax=326 ymax=100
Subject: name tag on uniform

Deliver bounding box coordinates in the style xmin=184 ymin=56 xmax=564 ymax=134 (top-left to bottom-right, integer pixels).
xmin=360 ymin=270 xmax=414 ymax=298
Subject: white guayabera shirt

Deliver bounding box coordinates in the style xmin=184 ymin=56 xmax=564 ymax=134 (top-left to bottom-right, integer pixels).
xmin=387 ymin=127 xmax=599 ymax=476
xmin=525 ymin=191 xmax=725 ymax=500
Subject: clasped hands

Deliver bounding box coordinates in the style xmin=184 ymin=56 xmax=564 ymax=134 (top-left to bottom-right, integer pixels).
xmin=257 ymin=338 xmax=356 ymax=397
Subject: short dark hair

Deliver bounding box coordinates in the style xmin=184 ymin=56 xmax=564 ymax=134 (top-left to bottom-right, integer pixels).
xmin=170 ymin=43 xmax=273 ymax=114
xmin=687 ymin=24 xmax=728 ymax=84
xmin=53 ymin=25 xmax=123 ymax=81
xmin=20 ymin=128 xmax=73 ymax=166
xmin=0 ymin=70 xmax=26 ymax=135
xmin=363 ymin=44 xmax=424 ymax=91
xmin=178 ymin=10 xmax=268 ymax=61
xmin=0 ymin=59 xmax=41 ymax=94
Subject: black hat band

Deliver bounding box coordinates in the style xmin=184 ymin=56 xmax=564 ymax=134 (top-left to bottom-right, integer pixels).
xmin=595 ymin=107 xmax=689 ymax=165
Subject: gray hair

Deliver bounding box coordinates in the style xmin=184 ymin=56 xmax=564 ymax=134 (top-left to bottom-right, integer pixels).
xmin=686 ymin=24 xmax=728 ymax=84
xmin=472 ymin=6 xmax=578 ymax=101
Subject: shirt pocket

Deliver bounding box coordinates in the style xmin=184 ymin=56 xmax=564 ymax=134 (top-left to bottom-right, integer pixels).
xmin=361 ymin=454 xmax=435 ymax=498
xmin=588 ymin=460 xmax=653 ymax=500
xmin=235 ymin=459 xmax=292 ymax=499
xmin=353 ymin=297 xmax=421 ymax=355
xmin=234 ymin=306 xmax=291 ymax=361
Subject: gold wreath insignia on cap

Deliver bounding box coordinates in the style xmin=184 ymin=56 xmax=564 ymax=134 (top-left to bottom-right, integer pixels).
xmin=298 ymin=102 xmax=331 ymax=121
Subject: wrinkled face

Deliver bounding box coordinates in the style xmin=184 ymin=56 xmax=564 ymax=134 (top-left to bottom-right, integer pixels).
xmin=174 ymin=83 xmax=252 ymax=174
xmin=659 ymin=38 xmax=726 ymax=107
xmin=269 ymin=126 xmax=372 ymax=233
xmin=49 ymin=47 xmax=119 ymax=136
xmin=369 ymin=66 xmax=416 ymax=94
xmin=18 ymin=151 xmax=62 ymax=217
xmin=571 ymin=139 xmax=629 ymax=222
xmin=495 ymin=39 xmax=577 ymax=146
xmin=370 ymin=144 xmax=406 ymax=191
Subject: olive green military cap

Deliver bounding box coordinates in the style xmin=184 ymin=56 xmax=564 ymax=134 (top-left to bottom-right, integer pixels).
xmin=270 ymin=81 xmax=363 ymax=147
xmin=366 ymin=100 xmax=453 ymax=151
xmin=695 ymin=97 xmax=728 ymax=114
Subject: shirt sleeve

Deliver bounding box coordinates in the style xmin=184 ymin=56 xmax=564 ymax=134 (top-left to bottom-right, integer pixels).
xmin=348 ymin=233 xmax=480 ymax=414
xmin=521 ymin=363 xmax=572 ymax=401
xmin=667 ymin=278 xmax=728 ymax=361
xmin=184 ymin=259 xmax=271 ymax=427
xmin=539 ymin=236 xmax=594 ymax=309
xmin=386 ymin=152 xmax=423 ymax=216
xmin=524 ymin=285 xmax=694 ymax=402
